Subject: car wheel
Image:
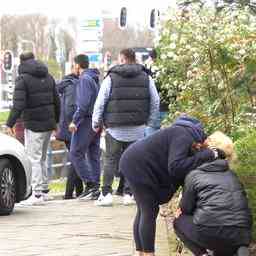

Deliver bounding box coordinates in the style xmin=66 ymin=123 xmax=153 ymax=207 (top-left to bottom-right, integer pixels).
xmin=0 ymin=159 xmax=15 ymax=215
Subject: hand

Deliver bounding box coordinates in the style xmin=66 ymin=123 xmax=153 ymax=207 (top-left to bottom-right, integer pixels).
xmin=69 ymin=122 xmax=77 ymax=133
xmin=6 ymin=127 xmax=15 ymax=137
xmin=175 ymin=208 xmax=182 ymax=219
xmin=93 ymin=126 xmax=102 ymax=134
xmin=52 ymin=129 xmax=58 ymax=139
xmin=159 ymin=204 xmax=168 ymax=217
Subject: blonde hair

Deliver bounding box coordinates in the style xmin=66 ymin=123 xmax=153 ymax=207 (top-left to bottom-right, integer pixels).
xmin=207 ymin=131 xmax=236 ymax=162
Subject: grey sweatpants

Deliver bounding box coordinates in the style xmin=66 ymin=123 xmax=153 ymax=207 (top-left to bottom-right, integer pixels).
xmin=24 ymin=129 xmax=52 ymax=194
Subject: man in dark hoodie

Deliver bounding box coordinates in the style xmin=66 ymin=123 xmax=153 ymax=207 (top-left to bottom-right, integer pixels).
xmin=6 ymin=52 xmax=60 ymax=205
xmin=119 ymin=115 xmax=223 ymax=256
xmin=56 ymin=66 xmax=83 ymax=199
xmin=69 ymin=54 xmax=101 ymax=201
xmin=92 ymin=48 xmax=160 ymax=206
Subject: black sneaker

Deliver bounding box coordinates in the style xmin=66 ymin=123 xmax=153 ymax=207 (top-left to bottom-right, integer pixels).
xmin=78 ymin=187 xmax=99 ymax=201
xmin=78 ymin=185 xmax=91 ymax=198
xmin=90 ymin=189 xmax=100 ymax=200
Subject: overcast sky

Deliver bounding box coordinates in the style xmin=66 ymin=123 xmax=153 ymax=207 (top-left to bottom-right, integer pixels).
xmin=0 ymin=0 xmax=173 ymax=23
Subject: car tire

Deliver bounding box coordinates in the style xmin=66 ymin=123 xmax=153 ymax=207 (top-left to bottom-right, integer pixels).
xmin=0 ymin=159 xmax=16 ymax=215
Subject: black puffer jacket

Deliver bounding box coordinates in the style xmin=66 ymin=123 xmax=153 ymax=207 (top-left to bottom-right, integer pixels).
xmin=180 ymin=160 xmax=253 ymax=228
xmin=7 ymin=59 xmax=60 ymax=132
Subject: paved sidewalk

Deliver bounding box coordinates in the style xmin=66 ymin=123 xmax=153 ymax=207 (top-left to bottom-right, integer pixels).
xmin=0 ymin=197 xmax=169 ymax=256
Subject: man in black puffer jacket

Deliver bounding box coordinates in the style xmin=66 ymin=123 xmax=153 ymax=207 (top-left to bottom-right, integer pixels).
xmin=6 ymin=52 xmax=60 ymax=205
xmin=174 ymin=132 xmax=252 ymax=256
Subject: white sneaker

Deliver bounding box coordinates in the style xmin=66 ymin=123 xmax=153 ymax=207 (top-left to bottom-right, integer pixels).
xmin=18 ymin=194 xmax=44 ymax=206
xmin=95 ymin=193 xmax=113 ymax=206
xmin=41 ymin=193 xmax=54 ymax=201
xmin=123 ymin=194 xmax=135 ymax=206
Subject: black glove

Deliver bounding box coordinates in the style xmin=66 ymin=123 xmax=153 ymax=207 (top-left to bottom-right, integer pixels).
xmin=211 ymin=147 xmax=226 ymax=159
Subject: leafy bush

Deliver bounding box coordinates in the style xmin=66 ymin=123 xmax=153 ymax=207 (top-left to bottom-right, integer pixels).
xmin=155 ymin=2 xmax=256 ymax=241
xmin=235 ymin=130 xmax=256 ymax=239
xmin=155 ymin=3 xmax=256 ymax=135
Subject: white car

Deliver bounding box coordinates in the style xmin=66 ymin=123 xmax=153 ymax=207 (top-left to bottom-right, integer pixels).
xmin=0 ymin=133 xmax=32 ymax=215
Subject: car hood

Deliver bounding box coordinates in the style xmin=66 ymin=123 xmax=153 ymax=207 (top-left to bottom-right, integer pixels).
xmin=0 ymin=132 xmax=32 ymax=199
xmin=0 ymin=133 xmax=26 ymax=157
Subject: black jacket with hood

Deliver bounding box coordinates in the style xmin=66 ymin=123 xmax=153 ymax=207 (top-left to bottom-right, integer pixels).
xmin=6 ymin=59 xmax=60 ymax=132
xmin=180 ymin=159 xmax=253 ymax=229
xmin=120 ymin=116 xmax=215 ymax=204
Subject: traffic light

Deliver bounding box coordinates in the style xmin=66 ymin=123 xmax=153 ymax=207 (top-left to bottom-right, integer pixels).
xmin=2 ymin=50 xmax=13 ymax=73
xmin=149 ymin=9 xmax=160 ymax=30
xmin=119 ymin=7 xmax=127 ymax=29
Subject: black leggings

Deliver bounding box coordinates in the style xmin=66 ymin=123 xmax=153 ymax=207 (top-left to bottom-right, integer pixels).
xmin=130 ymin=185 xmax=160 ymax=252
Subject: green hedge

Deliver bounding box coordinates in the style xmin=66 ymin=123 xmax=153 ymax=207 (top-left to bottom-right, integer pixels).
xmin=234 ymin=129 xmax=256 ymax=239
xmin=0 ymin=111 xmax=9 ymax=124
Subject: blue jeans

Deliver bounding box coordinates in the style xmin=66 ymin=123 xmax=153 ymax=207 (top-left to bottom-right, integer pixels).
xmin=144 ymin=111 xmax=168 ymax=137
xmin=160 ymin=111 xmax=168 ymax=122
xmin=144 ymin=126 xmax=159 ymax=136
xmin=70 ymin=117 xmax=101 ymax=185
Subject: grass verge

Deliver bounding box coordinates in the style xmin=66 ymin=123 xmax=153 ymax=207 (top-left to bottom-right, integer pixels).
xmin=48 ymin=177 xmax=119 ymax=194
xmin=0 ymin=111 xmax=9 ymax=124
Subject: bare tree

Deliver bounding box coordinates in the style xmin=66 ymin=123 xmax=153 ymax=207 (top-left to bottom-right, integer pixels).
xmin=1 ymin=14 xmax=49 ymax=58
xmin=1 ymin=15 xmax=19 ymax=53
xmin=102 ymin=18 xmax=154 ymax=60
xmin=57 ymin=29 xmax=75 ymax=60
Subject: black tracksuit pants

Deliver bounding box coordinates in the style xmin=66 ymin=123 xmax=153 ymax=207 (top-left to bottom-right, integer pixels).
xmin=173 ymin=215 xmax=251 ymax=256
xmin=64 ymin=141 xmax=83 ymax=198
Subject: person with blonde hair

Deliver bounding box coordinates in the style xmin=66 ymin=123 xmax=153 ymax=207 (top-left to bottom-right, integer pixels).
xmin=206 ymin=131 xmax=236 ymax=162
xmin=173 ymin=131 xmax=252 ymax=256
